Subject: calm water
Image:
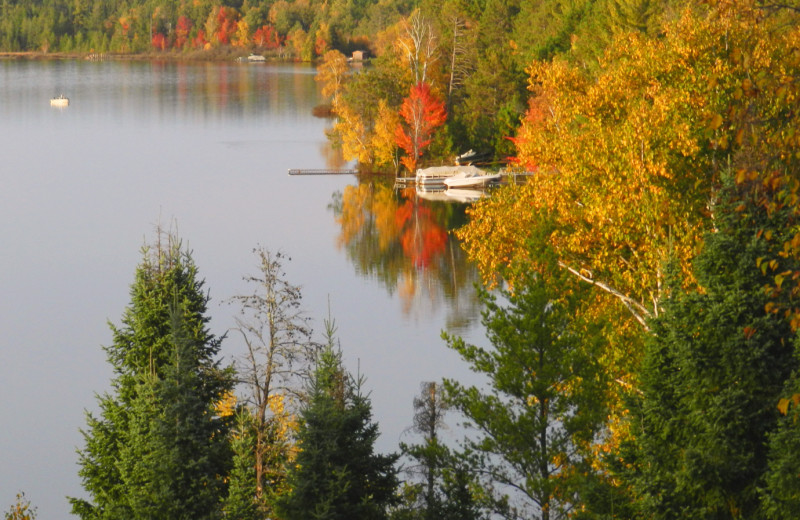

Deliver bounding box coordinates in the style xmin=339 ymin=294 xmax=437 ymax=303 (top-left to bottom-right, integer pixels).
xmin=0 ymin=59 xmax=482 ymax=517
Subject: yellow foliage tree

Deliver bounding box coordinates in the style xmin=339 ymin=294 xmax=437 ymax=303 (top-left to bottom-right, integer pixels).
xmin=332 ymin=102 xmax=373 ymax=165
xmin=232 ymin=19 xmax=250 ymax=48
xmin=315 ymin=50 xmax=349 ymax=108
xmin=459 ymin=0 xmax=800 ymax=469
xmin=372 ymin=99 xmax=401 ymax=171
xmin=461 ymin=4 xmax=786 ymax=328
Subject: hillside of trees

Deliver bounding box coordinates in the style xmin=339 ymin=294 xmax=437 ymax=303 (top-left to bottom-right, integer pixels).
xmin=6 ymin=0 xmax=800 ymax=517
xmin=3 ymin=0 xmax=691 ymax=166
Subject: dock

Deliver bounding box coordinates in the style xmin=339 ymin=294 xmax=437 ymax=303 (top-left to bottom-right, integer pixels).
xmin=288 ymin=168 xmax=359 ymax=176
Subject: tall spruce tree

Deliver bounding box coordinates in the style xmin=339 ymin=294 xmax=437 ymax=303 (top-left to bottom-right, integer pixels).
xmin=70 ymin=233 xmax=233 ymax=519
xmin=631 ymin=178 xmax=799 ymax=518
xmin=277 ymin=323 xmax=399 ymax=520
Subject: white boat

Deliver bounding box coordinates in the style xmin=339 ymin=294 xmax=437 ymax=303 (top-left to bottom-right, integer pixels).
xmin=443 ymin=169 xmax=502 ymax=188
xmin=416 ymin=165 xmax=485 ymax=185
xmin=50 ymin=95 xmax=69 ymax=107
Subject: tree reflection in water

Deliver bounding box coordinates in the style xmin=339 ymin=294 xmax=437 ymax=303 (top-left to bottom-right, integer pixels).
xmin=330 ymin=180 xmax=482 ymax=331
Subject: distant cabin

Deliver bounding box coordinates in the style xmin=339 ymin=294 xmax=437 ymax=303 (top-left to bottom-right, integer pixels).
xmin=351 ymin=50 xmax=369 ymax=62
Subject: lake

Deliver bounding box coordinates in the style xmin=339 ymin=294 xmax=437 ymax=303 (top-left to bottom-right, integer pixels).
xmin=0 ymin=59 xmax=484 ymax=517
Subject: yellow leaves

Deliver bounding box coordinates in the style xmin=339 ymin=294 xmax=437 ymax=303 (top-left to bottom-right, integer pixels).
xmin=214 ymin=391 xmax=237 ymax=418
xmin=709 ymin=112 xmax=723 ymax=130
xmin=777 ymin=393 xmax=800 ymax=416
xmin=371 ymin=99 xmax=400 ymax=169
xmin=332 ymin=103 xmax=373 ymax=165
xmin=315 ymin=50 xmax=349 ymax=104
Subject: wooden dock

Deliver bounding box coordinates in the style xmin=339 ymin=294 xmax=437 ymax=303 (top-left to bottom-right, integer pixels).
xmin=288 ymin=168 xmax=358 ymax=176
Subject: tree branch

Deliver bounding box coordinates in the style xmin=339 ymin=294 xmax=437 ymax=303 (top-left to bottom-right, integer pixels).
xmin=557 ymin=261 xmax=651 ymax=330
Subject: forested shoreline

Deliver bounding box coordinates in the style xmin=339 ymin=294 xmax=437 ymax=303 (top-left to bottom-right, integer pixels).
xmin=6 ymin=0 xmax=800 ymax=518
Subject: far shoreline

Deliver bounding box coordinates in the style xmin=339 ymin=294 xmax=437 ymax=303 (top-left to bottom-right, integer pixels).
xmin=0 ymin=49 xmax=302 ymax=63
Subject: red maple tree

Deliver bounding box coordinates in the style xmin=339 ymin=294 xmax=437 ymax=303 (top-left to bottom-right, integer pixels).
xmin=253 ymin=25 xmax=282 ymax=49
xmin=395 ymin=82 xmax=447 ymax=173
xmin=174 ymin=16 xmax=192 ymax=50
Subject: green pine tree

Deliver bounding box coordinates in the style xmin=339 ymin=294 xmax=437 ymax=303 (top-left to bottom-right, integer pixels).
xmin=224 ymin=409 xmax=261 ymax=520
xmin=70 ymin=232 xmax=234 ymax=519
xmin=631 ymin=178 xmax=799 ymax=518
xmin=278 ymin=325 xmax=399 ymax=520
xmin=443 ymin=270 xmax=609 ymax=520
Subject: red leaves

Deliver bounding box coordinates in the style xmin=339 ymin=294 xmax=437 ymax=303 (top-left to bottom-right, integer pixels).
xmin=253 ymin=25 xmax=282 ymax=49
xmin=395 ymin=199 xmax=448 ymax=268
xmin=214 ymin=6 xmax=238 ymax=45
xmin=151 ymin=32 xmax=167 ymax=51
xmin=174 ymin=16 xmax=192 ymax=50
xmin=395 ymin=82 xmax=447 ymax=172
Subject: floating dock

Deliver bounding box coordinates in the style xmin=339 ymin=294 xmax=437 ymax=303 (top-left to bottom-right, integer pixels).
xmin=288 ymin=168 xmax=359 ymax=176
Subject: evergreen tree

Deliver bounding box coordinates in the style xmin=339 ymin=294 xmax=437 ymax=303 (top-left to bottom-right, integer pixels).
xmin=277 ymin=325 xmax=399 ymax=520
xmin=631 ymin=178 xmax=798 ymax=518
xmin=443 ymin=270 xmax=608 ymax=520
xmin=398 ymin=382 xmax=483 ymax=520
xmin=223 ymin=409 xmax=261 ymax=520
xmin=70 ymin=232 xmax=234 ymax=520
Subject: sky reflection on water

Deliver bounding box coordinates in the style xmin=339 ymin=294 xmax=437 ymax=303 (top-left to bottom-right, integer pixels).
xmin=0 ymin=59 xmax=483 ymax=519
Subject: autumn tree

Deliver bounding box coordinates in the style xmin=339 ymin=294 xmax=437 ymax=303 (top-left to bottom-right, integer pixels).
xmin=4 ymin=493 xmax=36 ymax=520
xmin=372 ymin=99 xmax=402 ymax=171
xmin=173 ymin=15 xmax=192 ymax=49
xmin=395 ymin=82 xmax=447 ymax=172
xmin=228 ymin=247 xmax=317 ymax=516
xmin=315 ymin=49 xmax=349 ymax=108
xmin=396 ymin=10 xmax=439 ymax=86
xmin=331 ymin=55 xmax=409 ymax=170
xmin=253 ymin=24 xmax=281 ymax=49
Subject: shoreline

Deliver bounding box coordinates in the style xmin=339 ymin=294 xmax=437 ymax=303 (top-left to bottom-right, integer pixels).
xmin=0 ymin=49 xmax=299 ymax=63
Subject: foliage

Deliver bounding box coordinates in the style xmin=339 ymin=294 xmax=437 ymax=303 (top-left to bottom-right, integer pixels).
xmin=223 ymin=409 xmax=261 ymax=520
xmin=277 ymin=328 xmax=400 ymax=520
xmin=443 ymin=268 xmax=609 ymax=520
xmin=316 ymin=50 xmax=349 ymax=107
xmin=70 ymin=230 xmax=233 ymax=520
xmin=764 ymin=356 xmax=800 ymax=518
xmin=630 ymin=177 xmax=799 ymax=518
xmin=395 ymin=81 xmax=447 ymax=172
xmin=4 ymin=493 xmax=36 ymax=520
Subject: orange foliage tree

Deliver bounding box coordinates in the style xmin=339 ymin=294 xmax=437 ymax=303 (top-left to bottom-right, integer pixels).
xmin=151 ymin=32 xmax=167 ymax=50
xmin=253 ymin=25 xmax=282 ymax=49
xmin=174 ymin=15 xmax=192 ymax=50
xmin=395 ymin=82 xmax=446 ymax=172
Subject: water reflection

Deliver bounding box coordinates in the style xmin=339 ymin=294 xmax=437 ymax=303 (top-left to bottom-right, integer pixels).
xmin=0 ymin=59 xmax=321 ymax=123
xmin=330 ymin=179 xmax=482 ymax=330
